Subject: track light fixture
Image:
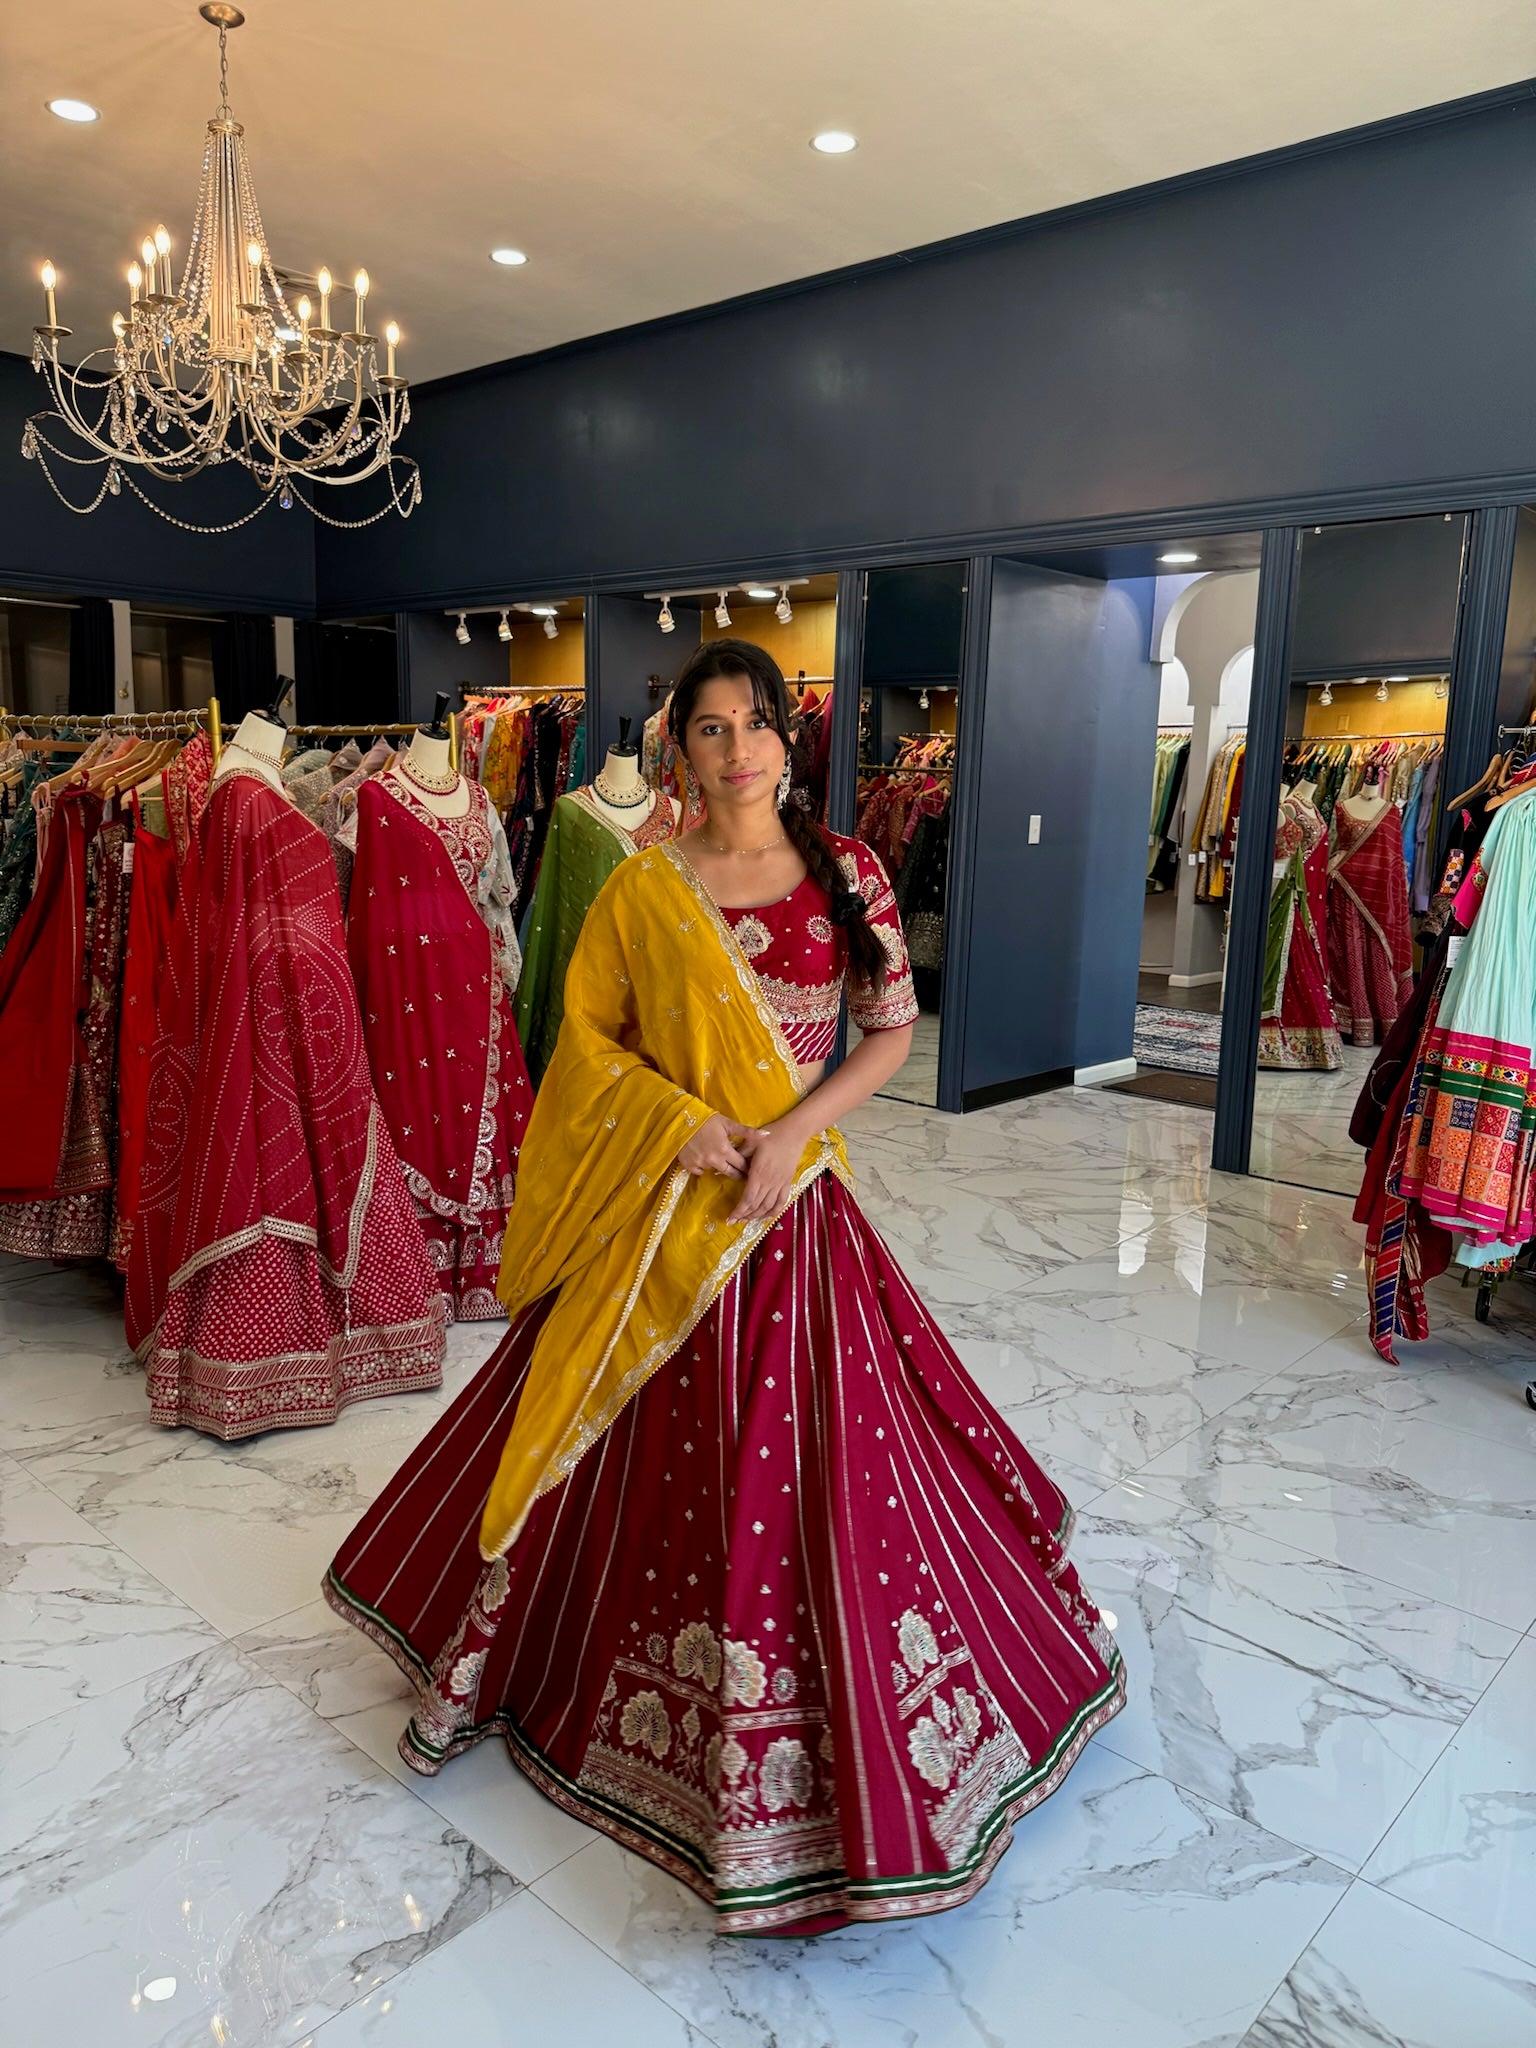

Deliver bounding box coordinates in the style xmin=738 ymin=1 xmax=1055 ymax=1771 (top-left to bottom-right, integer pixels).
xmin=1376 ymin=679 xmax=1390 ymax=703
xmin=497 ymin=609 xmax=512 ymax=643
xmin=454 ymin=613 xmax=470 ymax=646
xmin=714 ymin=591 xmax=732 ymax=629
xmin=1435 ymin=677 xmax=1449 ymax=699
xmin=543 ymin=615 xmax=559 ymax=640
xmin=657 ymin=595 xmax=675 ymax=633
xmin=775 ymin=585 xmax=793 ymax=624
xmin=1319 ymin=684 xmax=1333 ymax=706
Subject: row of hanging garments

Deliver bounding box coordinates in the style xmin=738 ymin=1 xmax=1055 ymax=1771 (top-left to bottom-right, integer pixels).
xmin=1147 ymin=730 xmax=1191 ymax=892
xmin=1281 ymin=733 xmax=1444 ymax=914
xmin=0 ymin=707 xmax=543 ymax=1440
xmin=458 ymin=689 xmax=587 ymax=914
xmin=857 ymin=733 xmax=953 ymax=1007
xmin=1351 ymin=769 xmax=1536 ymax=1360
xmin=1191 ymin=730 xmax=1246 ymax=901
xmin=0 ymin=712 xmax=217 ymax=1266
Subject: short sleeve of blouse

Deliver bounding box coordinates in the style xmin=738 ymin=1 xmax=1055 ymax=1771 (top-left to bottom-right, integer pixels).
xmin=841 ymin=840 xmax=920 ymax=1034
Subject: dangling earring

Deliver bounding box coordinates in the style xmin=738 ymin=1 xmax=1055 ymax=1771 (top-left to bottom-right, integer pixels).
xmin=777 ymin=758 xmax=793 ymax=808
xmin=682 ymin=756 xmax=702 ymax=812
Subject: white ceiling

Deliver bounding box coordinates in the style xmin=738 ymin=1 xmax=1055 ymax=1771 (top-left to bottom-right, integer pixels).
xmin=3 ymin=0 xmax=1534 ymax=384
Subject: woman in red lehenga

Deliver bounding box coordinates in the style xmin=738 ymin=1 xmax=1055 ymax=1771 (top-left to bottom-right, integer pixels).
xmin=126 ymin=755 xmax=447 ymax=1439
xmin=344 ymin=766 xmax=533 ymax=1321
xmin=1258 ymin=786 xmax=1342 ymax=1070
xmin=1327 ymin=785 xmax=1414 ymax=1046
xmin=325 ymin=642 xmax=1124 ymax=1935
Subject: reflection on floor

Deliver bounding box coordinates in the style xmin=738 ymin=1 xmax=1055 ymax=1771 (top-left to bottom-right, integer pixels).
xmin=1250 ymin=1043 xmax=1379 ymax=1197
xmin=876 ymin=1007 xmax=940 ymax=1105
xmin=3 ymin=1082 xmax=1535 ymax=2046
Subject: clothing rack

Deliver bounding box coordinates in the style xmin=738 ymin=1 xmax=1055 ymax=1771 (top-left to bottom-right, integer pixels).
xmin=858 ymin=764 xmax=954 ymax=779
xmin=1 ymin=699 xmax=223 ymax=763
xmin=1497 ymin=724 xmax=1536 ymax=738
xmin=1297 ymin=730 xmax=1445 ymax=742
xmin=286 ymin=723 xmax=421 ymax=739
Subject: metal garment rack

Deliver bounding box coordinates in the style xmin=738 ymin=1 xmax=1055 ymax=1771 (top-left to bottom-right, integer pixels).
xmin=1 ymin=698 xmax=223 ymax=762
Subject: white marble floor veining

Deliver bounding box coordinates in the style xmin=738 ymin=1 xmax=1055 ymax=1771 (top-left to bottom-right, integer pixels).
xmin=1 ymin=1080 xmax=1533 ymax=2047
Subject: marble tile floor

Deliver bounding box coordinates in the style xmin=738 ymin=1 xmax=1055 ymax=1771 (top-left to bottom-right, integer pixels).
xmin=2 ymin=1082 xmax=1534 ymax=2047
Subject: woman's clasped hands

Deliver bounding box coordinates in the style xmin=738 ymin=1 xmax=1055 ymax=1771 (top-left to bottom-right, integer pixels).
xmin=676 ymin=1112 xmax=808 ymax=1225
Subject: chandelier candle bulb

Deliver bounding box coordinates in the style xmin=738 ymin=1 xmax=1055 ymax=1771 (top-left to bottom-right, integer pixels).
xmin=128 ymin=262 xmax=141 ymax=304
xmin=246 ymin=240 xmax=261 ymax=303
xmin=40 ymin=263 xmax=58 ymax=328
xmin=296 ymin=296 xmax=311 ymax=348
xmin=352 ymin=269 xmax=369 ymax=334
xmin=317 ymin=267 xmax=332 ymax=331
xmin=154 ymin=225 xmax=171 ymax=296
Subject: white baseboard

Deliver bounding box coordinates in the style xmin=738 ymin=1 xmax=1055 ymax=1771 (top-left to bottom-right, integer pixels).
xmin=1168 ymin=971 xmax=1224 ymax=988
xmin=1074 ymin=1058 xmax=1137 ymax=1087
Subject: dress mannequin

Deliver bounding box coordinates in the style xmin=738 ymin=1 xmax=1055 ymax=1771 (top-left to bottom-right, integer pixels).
xmin=390 ymin=728 xmax=471 ymax=819
xmin=587 ymin=719 xmax=681 ymax=830
xmin=1338 ymin=773 xmax=1391 ymax=824
xmin=213 ymin=710 xmax=289 ymax=795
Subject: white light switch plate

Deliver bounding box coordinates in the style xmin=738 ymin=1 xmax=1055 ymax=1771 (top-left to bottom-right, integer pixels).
xmin=1028 ymin=814 xmax=1041 ymax=844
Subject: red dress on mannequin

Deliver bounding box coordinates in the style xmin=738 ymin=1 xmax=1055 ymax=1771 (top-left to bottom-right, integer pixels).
xmin=126 ymin=771 xmax=446 ymax=1439
xmin=1327 ymin=799 xmax=1414 ymax=1046
xmin=346 ymin=774 xmax=534 ymax=1321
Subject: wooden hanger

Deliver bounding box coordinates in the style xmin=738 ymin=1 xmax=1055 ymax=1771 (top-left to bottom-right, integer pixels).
xmin=1444 ymin=751 xmax=1504 ymax=814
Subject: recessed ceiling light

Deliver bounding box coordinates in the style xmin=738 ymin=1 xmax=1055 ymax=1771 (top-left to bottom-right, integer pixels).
xmin=1159 ymin=550 xmax=1200 ymax=565
xmin=529 ymin=605 xmax=557 ymax=617
xmin=811 ymin=131 xmax=857 ymax=154
xmin=745 ymin=587 xmax=778 ymax=600
xmin=47 ymin=97 xmax=99 ymax=123
xmin=490 ymin=248 xmax=528 ymax=266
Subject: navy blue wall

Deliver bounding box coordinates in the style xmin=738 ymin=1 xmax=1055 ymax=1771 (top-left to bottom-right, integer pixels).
xmin=317 ymin=89 xmax=1536 ymax=615
xmin=0 ymin=352 xmax=314 ymax=614
xmin=958 ymin=563 xmax=1154 ymax=1097
xmin=1290 ymin=516 xmax=1469 ymax=679
xmin=1074 ymin=578 xmax=1160 ymax=1072
xmin=399 ymin=610 xmax=505 ymax=723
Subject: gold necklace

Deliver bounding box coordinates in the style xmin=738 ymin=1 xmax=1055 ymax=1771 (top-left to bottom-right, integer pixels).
xmin=700 ymin=831 xmax=788 ymax=856
xmin=399 ymin=751 xmax=460 ymax=794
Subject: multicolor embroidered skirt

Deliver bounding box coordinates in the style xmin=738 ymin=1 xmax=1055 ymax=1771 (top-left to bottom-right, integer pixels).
xmin=325 ymin=1174 xmax=1124 ymax=1934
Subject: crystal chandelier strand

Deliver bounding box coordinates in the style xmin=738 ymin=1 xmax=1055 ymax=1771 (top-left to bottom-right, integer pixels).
xmin=23 ymin=3 xmax=418 ymax=532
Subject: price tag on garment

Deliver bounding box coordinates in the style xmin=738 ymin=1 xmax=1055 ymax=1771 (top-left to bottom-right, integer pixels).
xmin=1197 ymin=851 xmax=1208 ymax=864
xmin=121 ymin=841 xmax=134 ymax=875
xmin=1447 ymin=936 xmax=1464 ymax=968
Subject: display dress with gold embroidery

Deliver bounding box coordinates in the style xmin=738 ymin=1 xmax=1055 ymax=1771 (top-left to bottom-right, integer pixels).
xmin=324 ymin=831 xmax=1124 ymax=1935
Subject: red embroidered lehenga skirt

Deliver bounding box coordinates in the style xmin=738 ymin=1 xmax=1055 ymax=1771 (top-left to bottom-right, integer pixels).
xmin=326 ymin=1175 xmax=1125 ymax=1934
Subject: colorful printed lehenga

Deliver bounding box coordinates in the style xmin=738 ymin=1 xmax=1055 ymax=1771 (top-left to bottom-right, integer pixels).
xmin=1258 ymin=791 xmax=1342 ymax=1071
xmin=1327 ymin=800 xmax=1414 ymax=1046
xmin=325 ymin=833 xmax=1124 ymax=1934
xmin=346 ymin=774 xmax=534 ymax=1321
xmin=1392 ymin=791 xmax=1536 ymax=1255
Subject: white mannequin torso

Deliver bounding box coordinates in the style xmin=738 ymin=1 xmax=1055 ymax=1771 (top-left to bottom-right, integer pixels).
xmin=586 ymin=746 xmax=679 ymax=831
xmin=212 ymin=711 xmax=289 ymax=795
xmin=1338 ymin=788 xmax=1391 ymax=824
xmin=388 ymin=730 xmax=470 ymax=818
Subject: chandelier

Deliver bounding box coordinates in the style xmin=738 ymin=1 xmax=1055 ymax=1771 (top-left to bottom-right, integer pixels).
xmin=23 ymin=4 xmax=420 ymax=531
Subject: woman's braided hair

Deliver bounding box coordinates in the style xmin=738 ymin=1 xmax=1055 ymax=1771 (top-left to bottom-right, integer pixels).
xmin=669 ymin=638 xmax=888 ymax=992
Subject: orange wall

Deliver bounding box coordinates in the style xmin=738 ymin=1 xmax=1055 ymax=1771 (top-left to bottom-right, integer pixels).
xmin=1302 ymin=675 xmax=1447 ymax=738
xmin=702 ymin=599 xmax=835 ymax=678
xmin=503 ymin=617 xmax=586 ymax=694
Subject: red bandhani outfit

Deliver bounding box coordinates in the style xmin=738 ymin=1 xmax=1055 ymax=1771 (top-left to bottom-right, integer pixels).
xmin=325 ymin=833 xmax=1124 ymax=1935
xmin=346 ymin=774 xmax=534 ymax=1322
xmin=1258 ymin=793 xmax=1342 ymax=1071
xmin=1327 ymin=802 xmax=1414 ymax=1046
xmin=126 ymin=771 xmax=446 ymax=1439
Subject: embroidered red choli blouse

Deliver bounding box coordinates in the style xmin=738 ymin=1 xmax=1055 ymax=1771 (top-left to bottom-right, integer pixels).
xmin=718 ymin=832 xmax=919 ymax=1063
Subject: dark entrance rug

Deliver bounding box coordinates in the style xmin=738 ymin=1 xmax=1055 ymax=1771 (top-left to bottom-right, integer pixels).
xmin=1108 ymin=1070 xmax=1218 ymax=1109
xmin=1133 ymin=1003 xmax=1222 ymax=1078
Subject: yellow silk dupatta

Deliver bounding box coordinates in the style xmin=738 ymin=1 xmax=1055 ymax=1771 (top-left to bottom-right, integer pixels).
xmin=481 ymin=841 xmax=851 ymax=1557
